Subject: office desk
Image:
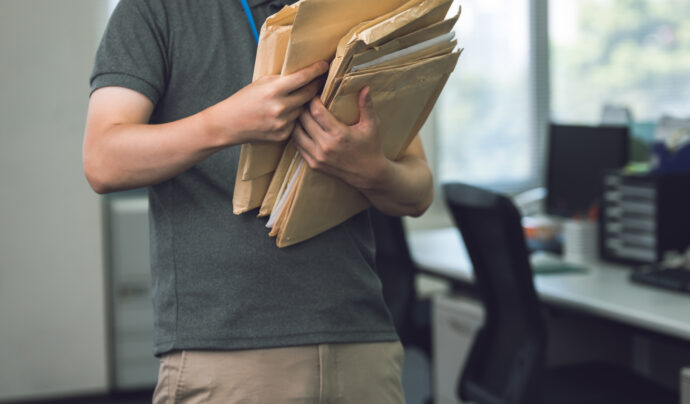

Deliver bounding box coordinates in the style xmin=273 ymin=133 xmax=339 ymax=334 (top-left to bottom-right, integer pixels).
xmin=408 ymin=227 xmax=690 ymax=342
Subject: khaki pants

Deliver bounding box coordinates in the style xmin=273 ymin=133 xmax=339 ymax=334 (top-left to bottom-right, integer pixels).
xmin=152 ymin=341 xmax=405 ymax=404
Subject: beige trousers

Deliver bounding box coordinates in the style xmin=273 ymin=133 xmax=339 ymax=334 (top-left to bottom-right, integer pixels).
xmin=152 ymin=341 xmax=405 ymax=404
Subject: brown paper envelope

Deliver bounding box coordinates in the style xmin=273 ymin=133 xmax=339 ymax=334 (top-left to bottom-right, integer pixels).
xmin=261 ymin=0 xmax=429 ymax=216
xmin=348 ymin=12 xmax=459 ymax=69
xmin=331 ymin=0 xmax=428 ymax=52
xmin=348 ymin=40 xmax=456 ymax=77
xmin=321 ymin=0 xmax=433 ymax=102
xmin=358 ymin=0 xmax=453 ymax=46
xmin=276 ymin=158 xmax=369 ymax=246
xmin=282 ymin=0 xmax=410 ymax=74
xmin=238 ymin=22 xmax=293 ymax=182
xmin=238 ymin=7 xmax=297 ymax=181
xmin=264 ymin=2 xmax=300 ymax=26
xmin=274 ymin=51 xmax=460 ymax=247
xmin=270 ymin=165 xmax=302 ymax=237
xmin=322 ymin=0 xmax=454 ymax=105
xmin=253 ymin=28 xmax=292 ymax=80
xmin=232 ymin=170 xmax=273 ymax=214
xmin=260 ymin=141 xmax=300 ymax=217
xmin=269 ymin=155 xmax=306 ymax=236
xmin=259 ymin=42 xmax=458 ymax=216
xmin=233 ymin=6 xmax=297 ymax=214
xmin=235 ymin=0 xmax=411 ymax=214
xmin=333 ymin=50 xmax=460 ymax=158
xmin=268 ymin=42 xmax=459 ymax=227
xmin=322 ymin=0 xmax=426 ymax=100
xmin=350 ymin=40 xmax=458 ymax=76
xmin=326 ymin=33 xmax=456 ymax=106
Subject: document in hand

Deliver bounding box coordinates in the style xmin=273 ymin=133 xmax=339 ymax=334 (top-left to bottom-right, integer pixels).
xmin=233 ymin=0 xmax=462 ymax=247
xmin=233 ymin=0 xmax=413 ymax=213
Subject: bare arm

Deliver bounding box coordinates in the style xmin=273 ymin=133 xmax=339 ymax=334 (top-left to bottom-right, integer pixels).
xmin=358 ymin=135 xmax=433 ymax=217
xmin=83 ymin=62 xmax=329 ymax=194
xmin=292 ymin=87 xmax=434 ymax=217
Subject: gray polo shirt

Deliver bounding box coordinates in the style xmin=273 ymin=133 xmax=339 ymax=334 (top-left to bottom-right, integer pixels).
xmin=91 ymin=0 xmax=397 ymax=356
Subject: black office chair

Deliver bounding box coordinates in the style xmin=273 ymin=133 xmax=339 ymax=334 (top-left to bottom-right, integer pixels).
xmin=370 ymin=209 xmax=433 ymax=404
xmin=443 ymin=183 xmax=677 ymax=404
xmin=371 ymin=209 xmax=431 ymax=352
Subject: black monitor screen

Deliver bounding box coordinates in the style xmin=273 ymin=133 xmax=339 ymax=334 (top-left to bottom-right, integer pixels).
xmin=546 ymin=124 xmax=629 ymax=218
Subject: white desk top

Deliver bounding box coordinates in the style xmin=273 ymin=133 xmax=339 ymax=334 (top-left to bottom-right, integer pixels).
xmin=408 ymin=227 xmax=690 ymax=342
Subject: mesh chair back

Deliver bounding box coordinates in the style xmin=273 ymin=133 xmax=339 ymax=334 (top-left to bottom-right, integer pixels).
xmin=443 ymin=183 xmax=547 ymax=404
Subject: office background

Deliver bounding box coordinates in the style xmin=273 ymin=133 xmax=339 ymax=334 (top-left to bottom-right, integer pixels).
xmin=1 ymin=0 xmax=689 ymax=402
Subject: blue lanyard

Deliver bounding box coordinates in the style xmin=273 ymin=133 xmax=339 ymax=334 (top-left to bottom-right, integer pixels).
xmin=240 ymin=0 xmax=260 ymax=44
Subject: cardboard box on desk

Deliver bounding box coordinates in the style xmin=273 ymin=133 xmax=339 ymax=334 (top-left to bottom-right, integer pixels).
xmin=233 ymin=0 xmax=462 ymax=247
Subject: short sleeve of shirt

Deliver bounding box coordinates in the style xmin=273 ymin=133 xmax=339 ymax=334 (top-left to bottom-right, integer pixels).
xmin=90 ymin=0 xmax=168 ymax=105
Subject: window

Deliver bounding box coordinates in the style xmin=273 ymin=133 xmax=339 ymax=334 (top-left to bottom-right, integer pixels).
xmin=550 ymin=0 xmax=690 ymax=124
xmin=436 ymin=0 xmax=538 ymax=191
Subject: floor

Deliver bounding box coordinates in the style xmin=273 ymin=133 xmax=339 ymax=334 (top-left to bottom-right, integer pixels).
xmin=6 ymin=389 xmax=154 ymax=404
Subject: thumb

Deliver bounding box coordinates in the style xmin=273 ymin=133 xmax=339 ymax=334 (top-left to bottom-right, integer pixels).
xmin=357 ymin=86 xmax=377 ymax=127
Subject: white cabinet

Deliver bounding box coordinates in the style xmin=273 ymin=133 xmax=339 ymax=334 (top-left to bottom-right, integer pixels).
xmin=433 ymin=295 xmax=484 ymax=404
xmin=107 ymin=195 xmax=159 ymax=389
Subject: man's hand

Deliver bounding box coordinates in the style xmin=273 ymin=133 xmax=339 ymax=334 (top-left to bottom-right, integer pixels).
xmin=202 ymin=61 xmax=329 ymax=145
xmin=293 ymin=86 xmax=387 ymax=190
xmin=292 ymin=86 xmax=434 ymax=217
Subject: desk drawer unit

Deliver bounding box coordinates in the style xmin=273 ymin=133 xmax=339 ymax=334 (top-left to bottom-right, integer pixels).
xmin=600 ymin=172 xmax=690 ymax=264
xmin=107 ymin=196 xmax=158 ymax=390
xmin=433 ymin=295 xmax=484 ymax=404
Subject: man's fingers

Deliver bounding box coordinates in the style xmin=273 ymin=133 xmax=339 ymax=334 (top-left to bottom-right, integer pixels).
xmin=308 ymin=97 xmax=340 ymax=132
xmin=293 ymin=123 xmax=317 ymax=157
xmin=284 ymin=79 xmax=321 ymax=109
xmin=357 ymin=86 xmax=377 ymax=127
xmin=278 ymin=61 xmax=329 ymax=94
xmin=299 ymin=106 xmax=327 ymax=136
xmin=281 ymin=106 xmax=304 ymax=127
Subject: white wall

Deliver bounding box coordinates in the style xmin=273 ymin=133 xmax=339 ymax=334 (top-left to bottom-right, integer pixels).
xmin=0 ymin=1 xmax=110 ymax=401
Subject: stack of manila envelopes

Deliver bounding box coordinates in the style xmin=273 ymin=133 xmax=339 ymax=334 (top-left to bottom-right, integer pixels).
xmin=233 ymin=0 xmax=462 ymax=247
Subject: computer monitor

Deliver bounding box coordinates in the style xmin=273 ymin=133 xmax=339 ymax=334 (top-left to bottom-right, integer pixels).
xmin=546 ymin=124 xmax=629 ymax=218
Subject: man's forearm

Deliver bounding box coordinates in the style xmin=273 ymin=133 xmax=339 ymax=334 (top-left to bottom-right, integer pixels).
xmin=359 ymin=154 xmax=434 ymax=217
xmin=290 ymin=92 xmax=435 ymax=217
xmin=83 ymin=111 xmax=225 ymax=194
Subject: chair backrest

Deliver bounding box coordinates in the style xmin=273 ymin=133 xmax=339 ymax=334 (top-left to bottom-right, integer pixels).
xmin=443 ymin=183 xmax=547 ymax=404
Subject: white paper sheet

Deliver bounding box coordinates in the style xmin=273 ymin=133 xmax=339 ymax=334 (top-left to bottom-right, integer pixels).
xmin=267 ymin=160 xmax=304 ymax=229
xmin=350 ymin=31 xmax=455 ymax=72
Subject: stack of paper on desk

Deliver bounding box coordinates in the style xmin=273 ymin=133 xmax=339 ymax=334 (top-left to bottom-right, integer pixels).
xmin=233 ymin=0 xmax=462 ymax=247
